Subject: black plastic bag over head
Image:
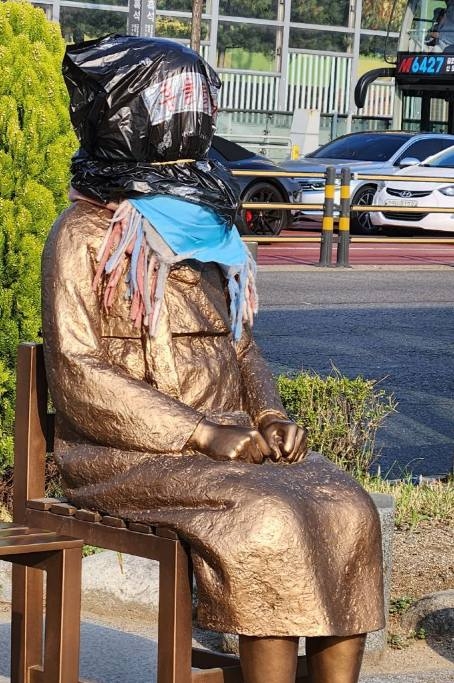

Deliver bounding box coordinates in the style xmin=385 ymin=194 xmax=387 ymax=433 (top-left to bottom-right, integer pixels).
xmin=63 ymin=35 xmax=221 ymax=163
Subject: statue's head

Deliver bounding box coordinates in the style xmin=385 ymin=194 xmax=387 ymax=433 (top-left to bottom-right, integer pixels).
xmin=63 ymin=35 xmax=221 ymax=163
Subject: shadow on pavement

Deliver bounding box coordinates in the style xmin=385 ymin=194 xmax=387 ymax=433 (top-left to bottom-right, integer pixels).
xmin=0 ymin=620 xmax=158 ymax=683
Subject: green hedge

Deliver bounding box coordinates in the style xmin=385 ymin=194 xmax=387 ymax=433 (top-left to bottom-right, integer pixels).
xmin=278 ymin=369 xmax=397 ymax=475
xmin=0 ymin=1 xmax=77 ymax=472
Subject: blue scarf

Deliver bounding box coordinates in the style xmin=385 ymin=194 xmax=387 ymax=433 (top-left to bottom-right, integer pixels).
xmin=94 ymin=195 xmax=257 ymax=342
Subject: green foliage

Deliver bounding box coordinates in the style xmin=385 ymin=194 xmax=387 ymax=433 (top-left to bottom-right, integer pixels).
xmin=388 ymin=627 xmax=426 ymax=649
xmin=362 ymin=0 xmax=406 ymax=32
xmin=387 ymin=632 xmax=408 ymax=649
xmin=83 ymin=545 xmax=103 ymax=557
xmin=277 ymin=368 xmax=397 ymax=475
xmin=0 ymin=1 xmax=77 ymax=472
xmin=389 ymin=596 xmax=415 ymax=615
xmin=60 ymin=4 xmax=127 ymax=43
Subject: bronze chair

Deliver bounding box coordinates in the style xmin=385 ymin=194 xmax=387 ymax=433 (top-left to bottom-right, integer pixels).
xmin=12 ymin=342 xmax=309 ymax=683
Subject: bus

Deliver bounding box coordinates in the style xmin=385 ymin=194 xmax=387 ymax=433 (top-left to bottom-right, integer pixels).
xmin=356 ymin=0 xmax=454 ymax=133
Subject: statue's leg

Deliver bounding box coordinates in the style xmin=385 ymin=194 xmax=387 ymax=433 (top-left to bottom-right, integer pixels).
xmin=239 ymin=635 xmax=299 ymax=683
xmin=306 ymin=634 xmax=367 ymax=683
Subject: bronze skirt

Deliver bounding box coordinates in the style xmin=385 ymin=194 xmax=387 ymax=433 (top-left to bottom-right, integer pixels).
xmin=59 ymin=445 xmax=385 ymax=637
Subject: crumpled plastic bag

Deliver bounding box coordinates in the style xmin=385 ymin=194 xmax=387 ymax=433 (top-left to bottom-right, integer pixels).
xmin=63 ymin=34 xmax=221 ymax=163
xmin=70 ymin=150 xmax=240 ymax=224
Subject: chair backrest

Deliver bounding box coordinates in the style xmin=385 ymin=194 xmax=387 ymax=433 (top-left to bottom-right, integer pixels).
xmin=13 ymin=343 xmax=49 ymax=523
xmin=13 ymin=342 xmax=181 ymax=555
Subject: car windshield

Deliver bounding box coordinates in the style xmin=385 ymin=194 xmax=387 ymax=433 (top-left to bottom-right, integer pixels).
xmin=421 ymin=145 xmax=454 ymax=168
xmin=306 ymin=133 xmax=412 ymax=161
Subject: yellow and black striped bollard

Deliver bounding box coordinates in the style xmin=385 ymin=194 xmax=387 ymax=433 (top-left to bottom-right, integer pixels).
xmin=336 ymin=167 xmax=351 ymax=267
xmin=319 ymin=166 xmax=336 ymax=266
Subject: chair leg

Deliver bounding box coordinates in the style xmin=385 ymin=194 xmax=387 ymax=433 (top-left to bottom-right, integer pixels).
xmin=158 ymin=541 xmax=193 ymax=683
xmin=43 ymin=547 xmax=82 ymax=683
xmin=11 ymin=564 xmax=44 ymax=683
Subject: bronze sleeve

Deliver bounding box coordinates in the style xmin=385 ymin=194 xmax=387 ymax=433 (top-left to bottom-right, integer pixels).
xmin=235 ymin=323 xmax=288 ymax=425
xmin=41 ymin=207 xmax=203 ymax=454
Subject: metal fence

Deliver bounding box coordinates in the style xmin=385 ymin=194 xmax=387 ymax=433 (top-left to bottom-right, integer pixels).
xmin=217 ymin=54 xmax=393 ymax=118
xmin=232 ymin=166 xmax=454 ymax=267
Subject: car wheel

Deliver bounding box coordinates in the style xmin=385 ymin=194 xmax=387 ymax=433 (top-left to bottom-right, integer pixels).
xmin=238 ymin=182 xmax=288 ymax=236
xmin=350 ymin=185 xmax=380 ymax=235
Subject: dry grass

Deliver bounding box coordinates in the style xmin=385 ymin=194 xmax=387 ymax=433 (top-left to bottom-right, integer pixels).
xmin=360 ymin=474 xmax=454 ymax=528
xmin=0 ymin=503 xmax=11 ymax=522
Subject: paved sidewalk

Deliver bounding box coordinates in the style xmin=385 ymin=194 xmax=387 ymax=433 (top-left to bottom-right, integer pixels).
xmin=0 ymin=613 xmax=451 ymax=683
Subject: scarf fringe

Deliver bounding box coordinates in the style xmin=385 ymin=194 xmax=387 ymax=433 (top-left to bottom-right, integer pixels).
xmin=93 ymin=201 xmax=257 ymax=341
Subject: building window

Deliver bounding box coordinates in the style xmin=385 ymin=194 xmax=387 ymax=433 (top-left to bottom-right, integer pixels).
xmin=290 ymin=1 xmax=350 ymax=28
xmin=60 ymin=6 xmax=127 ymax=43
xmin=289 ymin=28 xmax=352 ymax=53
xmin=217 ymin=22 xmax=278 ymax=70
xmin=219 ymin=0 xmax=280 ymax=21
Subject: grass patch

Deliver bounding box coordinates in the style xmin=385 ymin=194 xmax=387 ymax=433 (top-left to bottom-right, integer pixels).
xmin=388 ymin=627 xmax=427 ymax=649
xmin=359 ymin=474 xmax=454 ymax=528
xmin=358 ymin=56 xmax=394 ymax=77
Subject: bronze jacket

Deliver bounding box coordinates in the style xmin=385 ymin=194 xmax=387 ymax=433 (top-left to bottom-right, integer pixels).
xmin=42 ymin=200 xmax=287 ymax=456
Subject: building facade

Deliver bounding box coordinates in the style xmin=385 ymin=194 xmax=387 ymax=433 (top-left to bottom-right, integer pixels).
xmin=32 ymin=0 xmax=402 ymax=118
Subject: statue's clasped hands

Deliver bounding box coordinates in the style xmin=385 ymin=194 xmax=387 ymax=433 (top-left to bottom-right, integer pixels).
xmin=188 ymin=413 xmax=307 ymax=464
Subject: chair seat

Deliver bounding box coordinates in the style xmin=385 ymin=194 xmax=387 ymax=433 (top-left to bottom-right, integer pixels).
xmin=0 ymin=525 xmax=82 ymax=557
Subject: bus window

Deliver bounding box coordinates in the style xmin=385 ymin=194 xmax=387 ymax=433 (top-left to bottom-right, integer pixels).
xmin=406 ymin=0 xmax=454 ymax=52
xmin=355 ymin=0 xmax=454 ymax=133
xmin=425 ymin=0 xmax=454 ymax=51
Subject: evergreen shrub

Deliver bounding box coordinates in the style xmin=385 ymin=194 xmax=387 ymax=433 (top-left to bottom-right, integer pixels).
xmin=0 ymin=1 xmax=77 ymax=473
xmin=277 ymin=369 xmax=397 ymax=475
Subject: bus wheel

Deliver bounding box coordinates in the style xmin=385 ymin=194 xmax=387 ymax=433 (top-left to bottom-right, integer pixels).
xmin=351 ymin=185 xmax=380 ymax=235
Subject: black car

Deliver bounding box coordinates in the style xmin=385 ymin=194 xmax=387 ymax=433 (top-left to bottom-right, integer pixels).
xmin=208 ymin=135 xmax=302 ymax=236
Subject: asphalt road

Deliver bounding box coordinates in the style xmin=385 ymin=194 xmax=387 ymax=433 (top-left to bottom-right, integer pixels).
xmin=255 ymin=266 xmax=454 ymax=478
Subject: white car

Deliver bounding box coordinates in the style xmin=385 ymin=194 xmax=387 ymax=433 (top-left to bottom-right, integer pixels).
xmin=371 ymin=145 xmax=454 ymax=232
xmin=280 ymin=131 xmax=454 ymax=234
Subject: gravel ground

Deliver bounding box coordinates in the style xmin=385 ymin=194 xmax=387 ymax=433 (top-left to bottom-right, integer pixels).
xmin=391 ymin=521 xmax=453 ymax=601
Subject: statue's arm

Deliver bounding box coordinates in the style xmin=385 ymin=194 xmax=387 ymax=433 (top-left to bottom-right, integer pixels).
xmin=235 ymin=323 xmax=288 ymax=426
xmin=41 ymin=212 xmax=202 ymax=454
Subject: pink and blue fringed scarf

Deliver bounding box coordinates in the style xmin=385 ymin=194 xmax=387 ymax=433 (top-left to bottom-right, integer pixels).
xmin=93 ymin=195 xmax=258 ymax=342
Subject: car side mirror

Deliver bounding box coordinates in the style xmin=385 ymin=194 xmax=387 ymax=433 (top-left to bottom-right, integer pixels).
xmin=398 ymin=156 xmax=420 ymax=168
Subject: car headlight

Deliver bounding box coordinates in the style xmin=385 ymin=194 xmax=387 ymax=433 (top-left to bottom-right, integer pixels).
xmin=440 ymin=185 xmax=454 ymax=196
xmin=299 ymin=181 xmax=324 ymax=190
xmin=299 ymin=178 xmax=341 ymax=190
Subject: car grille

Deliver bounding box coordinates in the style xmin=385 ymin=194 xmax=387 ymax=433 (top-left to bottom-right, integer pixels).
xmin=386 ymin=188 xmax=432 ymax=198
xmin=382 ymin=211 xmax=429 ymax=221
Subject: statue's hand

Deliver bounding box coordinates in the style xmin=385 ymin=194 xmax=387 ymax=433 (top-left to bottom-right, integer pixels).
xmin=188 ymin=418 xmax=271 ymax=464
xmin=258 ymin=415 xmax=308 ymax=463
